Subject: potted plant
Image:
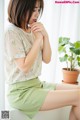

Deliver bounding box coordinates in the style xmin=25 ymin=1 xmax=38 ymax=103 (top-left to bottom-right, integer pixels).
xmin=58 ymin=37 xmax=80 ymax=84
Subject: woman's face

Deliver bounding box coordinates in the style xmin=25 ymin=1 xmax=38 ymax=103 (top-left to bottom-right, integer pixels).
xmin=27 ymin=1 xmax=40 ymax=24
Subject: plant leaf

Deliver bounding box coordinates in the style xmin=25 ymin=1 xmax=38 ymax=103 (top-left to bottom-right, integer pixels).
xmin=70 ymin=48 xmax=80 ymax=55
xmin=78 ymin=62 xmax=80 ymax=66
xmin=59 ymin=54 xmax=68 ymax=62
xmin=68 ymin=57 xmax=74 ymax=62
xmin=73 ymin=48 xmax=80 ymax=55
xmin=74 ymin=41 xmax=80 ymax=48
xmin=59 ymin=37 xmax=70 ymax=46
xmin=77 ymin=57 xmax=80 ymax=61
xmin=69 ymin=42 xmax=74 ymax=47
xmin=58 ymin=46 xmax=66 ymax=53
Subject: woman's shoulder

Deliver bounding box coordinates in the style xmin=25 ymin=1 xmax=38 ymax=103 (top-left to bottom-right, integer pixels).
xmin=5 ymin=23 xmax=21 ymax=35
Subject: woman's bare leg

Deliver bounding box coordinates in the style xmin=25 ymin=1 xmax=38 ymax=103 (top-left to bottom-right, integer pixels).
xmin=69 ymin=106 xmax=77 ymax=120
xmin=56 ymin=84 xmax=80 ymax=120
xmin=69 ymin=107 xmax=77 ymax=120
xmin=56 ymin=83 xmax=80 ymax=90
xmin=40 ymin=84 xmax=80 ymax=120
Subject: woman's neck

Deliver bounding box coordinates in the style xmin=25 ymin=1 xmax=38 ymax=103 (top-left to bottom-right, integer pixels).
xmin=23 ymin=28 xmax=31 ymax=33
xmin=26 ymin=28 xmax=31 ymax=33
xmin=21 ymin=22 xmax=31 ymax=33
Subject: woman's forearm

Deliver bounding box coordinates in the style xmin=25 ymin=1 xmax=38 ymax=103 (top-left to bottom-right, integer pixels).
xmin=23 ymin=39 xmax=41 ymax=73
xmin=30 ymin=22 xmax=52 ymax=64
xmin=42 ymin=35 xmax=52 ymax=63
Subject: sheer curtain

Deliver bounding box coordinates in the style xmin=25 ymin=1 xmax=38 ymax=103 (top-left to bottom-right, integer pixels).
xmin=39 ymin=0 xmax=62 ymax=83
xmin=55 ymin=4 xmax=80 ymax=83
xmin=0 ymin=0 xmax=5 ymax=110
xmin=40 ymin=0 xmax=80 ymax=83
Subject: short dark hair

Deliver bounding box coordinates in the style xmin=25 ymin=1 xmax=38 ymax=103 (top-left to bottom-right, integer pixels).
xmin=8 ymin=0 xmax=44 ymax=29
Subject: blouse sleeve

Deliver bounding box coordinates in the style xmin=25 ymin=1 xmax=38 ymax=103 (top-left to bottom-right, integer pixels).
xmin=5 ymin=30 xmax=26 ymax=61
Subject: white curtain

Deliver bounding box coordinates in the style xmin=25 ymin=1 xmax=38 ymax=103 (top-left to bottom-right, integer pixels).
xmin=0 ymin=0 xmax=5 ymax=110
xmin=40 ymin=0 xmax=80 ymax=83
xmin=55 ymin=4 xmax=80 ymax=83
xmin=39 ymin=0 xmax=62 ymax=83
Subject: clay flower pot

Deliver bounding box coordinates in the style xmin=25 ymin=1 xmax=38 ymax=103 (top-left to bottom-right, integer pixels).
xmin=62 ymin=68 xmax=79 ymax=84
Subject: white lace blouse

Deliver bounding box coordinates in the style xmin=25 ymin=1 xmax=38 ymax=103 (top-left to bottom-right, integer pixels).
xmin=4 ymin=23 xmax=42 ymax=85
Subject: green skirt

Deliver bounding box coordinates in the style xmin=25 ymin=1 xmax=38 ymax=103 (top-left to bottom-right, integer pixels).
xmin=7 ymin=77 xmax=57 ymax=119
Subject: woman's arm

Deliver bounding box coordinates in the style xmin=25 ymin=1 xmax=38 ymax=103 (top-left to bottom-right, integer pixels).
xmin=15 ymin=32 xmax=43 ymax=73
xmin=31 ymin=22 xmax=52 ymax=64
xmin=42 ymin=34 xmax=52 ymax=63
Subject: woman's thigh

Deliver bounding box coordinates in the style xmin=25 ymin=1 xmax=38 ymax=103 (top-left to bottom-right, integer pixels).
xmin=40 ymin=89 xmax=79 ymax=111
xmin=40 ymin=82 xmax=80 ymax=111
xmin=56 ymin=83 xmax=80 ymax=90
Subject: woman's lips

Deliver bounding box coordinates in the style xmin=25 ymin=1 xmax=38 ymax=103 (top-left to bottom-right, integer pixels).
xmin=27 ymin=19 xmax=37 ymax=28
xmin=33 ymin=19 xmax=37 ymax=22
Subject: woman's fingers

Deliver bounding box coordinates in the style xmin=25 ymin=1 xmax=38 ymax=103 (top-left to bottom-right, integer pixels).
xmin=31 ymin=22 xmax=43 ymax=31
xmin=31 ymin=22 xmax=42 ymax=27
xmin=30 ymin=22 xmax=47 ymax=37
xmin=32 ymin=28 xmax=43 ymax=32
xmin=31 ymin=26 xmax=43 ymax=32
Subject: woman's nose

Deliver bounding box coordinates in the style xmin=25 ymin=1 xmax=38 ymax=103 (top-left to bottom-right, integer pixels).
xmin=35 ymin=11 xmax=39 ymax=17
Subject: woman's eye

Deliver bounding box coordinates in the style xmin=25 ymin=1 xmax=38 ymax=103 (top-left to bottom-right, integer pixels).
xmin=33 ymin=9 xmax=40 ymax=13
xmin=33 ymin=9 xmax=36 ymax=12
xmin=38 ymin=9 xmax=40 ymax=12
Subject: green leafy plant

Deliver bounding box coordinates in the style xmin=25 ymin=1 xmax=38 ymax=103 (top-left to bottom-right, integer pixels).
xmin=58 ymin=37 xmax=80 ymax=71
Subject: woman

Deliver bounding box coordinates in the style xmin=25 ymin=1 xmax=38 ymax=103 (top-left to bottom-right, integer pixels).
xmin=4 ymin=0 xmax=80 ymax=119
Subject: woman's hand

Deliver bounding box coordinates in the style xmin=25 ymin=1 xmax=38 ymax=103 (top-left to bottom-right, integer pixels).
xmin=30 ymin=22 xmax=51 ymax=63
xmin=31 ymin=22 xmax=48 ymax=38
xmin=33 ymin=31 xmax=43 ymax=41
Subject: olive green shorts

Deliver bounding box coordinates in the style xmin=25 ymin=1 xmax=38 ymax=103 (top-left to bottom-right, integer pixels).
xmin=7 ymin=77 xmax=57 ymax=119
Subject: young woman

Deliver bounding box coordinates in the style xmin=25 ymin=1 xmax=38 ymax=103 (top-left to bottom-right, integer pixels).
xmin=4 ymin=0 xmax=80 ymax=119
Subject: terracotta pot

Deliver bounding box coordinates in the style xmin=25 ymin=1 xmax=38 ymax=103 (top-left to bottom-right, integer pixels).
xmin=62 ymin=80 xmax=78 ymax=85
xmin=62 ymin=68 xmax=79 ymax=84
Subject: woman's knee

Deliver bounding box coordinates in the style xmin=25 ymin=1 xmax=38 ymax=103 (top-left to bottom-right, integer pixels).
xmin=77 ymin=85 xmax=80 ymax=90
xmin=75 ymin=88 xmax=80 ymax=106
